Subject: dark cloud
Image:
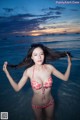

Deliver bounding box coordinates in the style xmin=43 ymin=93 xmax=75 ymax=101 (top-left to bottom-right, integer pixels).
xmin=0 ymin=13 xmax=37 ymax=21
xmin=41 ymin=6 xmax=65 ymax=17
xmin=55 ymin=11 xmax=61 ymax=15
xmin=63 ymin=30 xmax=67 ymax=33
xmin=0 ymin=18 xmax=39 ymax=34
xmin=36 ymin=26 xmax=47 ymax=30
xmin=49 ymin=6 xmax=65 ymax=11
xmin=36 ymin=15 xmax=60 ymax=22
xmin=42 ymin=6 xmax=65 ymax=11
xmin=36 ymin=25 xmax=57 ymax=30
xmin=0 ymin=7 xmax=61 ymax=36
xmin=9 ymin=13 xmax=37 ymax=21
xmin=70 ymin=9 xmax=79 ymax=11
xmin=44 ymin=11 xmax=54 ymax=16
xmin=3 ymin=8 xmax=14 ymax=13
xmin=0 ymin=13 xmax=39 ymax=33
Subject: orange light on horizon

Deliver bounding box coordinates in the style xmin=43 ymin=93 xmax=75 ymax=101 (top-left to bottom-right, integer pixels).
xmin=29 ymin=28 xmax=80 ymax=36
xmin=12 ymin=27 xmax=80 ymax=36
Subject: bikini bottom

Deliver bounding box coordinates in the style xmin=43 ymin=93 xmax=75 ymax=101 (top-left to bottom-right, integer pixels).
xmin=32 ymin=99 xmax=54 ymax=109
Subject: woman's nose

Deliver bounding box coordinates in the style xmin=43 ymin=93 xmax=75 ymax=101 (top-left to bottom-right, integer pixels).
xmin=38 ymin=55 xmax=41 ymax=59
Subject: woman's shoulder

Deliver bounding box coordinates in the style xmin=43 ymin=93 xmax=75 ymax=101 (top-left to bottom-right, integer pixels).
xmin=27 ymin=65 xmax=34 ymax=71
xmin=24 ymin=66 xmax=34 ymax=76
xmin=45 ymin=64 xmax=54 ymax=72
xmin=46 ymin=63 xmax=56 ymax=71
xmin=45 ymin=63 xmax=53 ymax=68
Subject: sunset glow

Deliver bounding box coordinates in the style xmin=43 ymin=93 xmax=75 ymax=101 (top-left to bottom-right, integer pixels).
xmin=0 ymin=0 xmax=80 ymax=37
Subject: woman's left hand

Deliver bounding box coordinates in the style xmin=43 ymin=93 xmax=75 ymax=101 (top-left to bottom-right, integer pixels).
xmin=66 ymin=53 xmax=72 ymax=66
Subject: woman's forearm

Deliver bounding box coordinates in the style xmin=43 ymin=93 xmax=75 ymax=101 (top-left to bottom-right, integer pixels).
xmin=5 ymin=70 xmax=19 ymax=92
xmin=64 ymin=63 xmax=71 ymax=81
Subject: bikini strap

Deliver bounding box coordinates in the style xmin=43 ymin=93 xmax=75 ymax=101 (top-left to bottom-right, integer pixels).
xmin=32 ymin=66 xmax=35 ymax=79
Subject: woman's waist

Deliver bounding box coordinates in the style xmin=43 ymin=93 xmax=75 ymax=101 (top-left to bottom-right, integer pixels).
xmin=32 ymin=94 xmax=53 ymax=105
xmin=33 ymin=90 xmax=51 ymax=98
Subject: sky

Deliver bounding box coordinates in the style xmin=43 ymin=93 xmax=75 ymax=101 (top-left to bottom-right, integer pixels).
xmin=0 ymin=0 xmax=80 ymax=36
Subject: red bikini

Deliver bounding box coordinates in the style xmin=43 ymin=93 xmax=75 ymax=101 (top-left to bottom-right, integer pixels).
xmin=31 ymin=76 xmax=53 ymax=90
xmin=31 ymin=65 xmax=54 ymax=109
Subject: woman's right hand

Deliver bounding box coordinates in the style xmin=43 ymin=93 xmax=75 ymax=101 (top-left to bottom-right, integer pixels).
xmin=3 ymin=61 xmax=8 ymax=73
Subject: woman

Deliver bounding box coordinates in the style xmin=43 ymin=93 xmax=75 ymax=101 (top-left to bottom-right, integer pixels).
xmin=3 ymin=43 xmax=72 ymax=120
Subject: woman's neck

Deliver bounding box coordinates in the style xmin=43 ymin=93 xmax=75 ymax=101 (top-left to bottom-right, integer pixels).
xmin=34 ymin=64 xmax=44 ymax=70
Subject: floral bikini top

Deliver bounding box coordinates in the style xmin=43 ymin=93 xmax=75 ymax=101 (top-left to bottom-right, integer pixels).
xmin=31 ymin=65 xmax=53 ymax=90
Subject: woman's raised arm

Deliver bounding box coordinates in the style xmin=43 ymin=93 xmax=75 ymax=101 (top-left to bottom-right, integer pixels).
xmin=3 ymin=62 xmax=29 ymax=92
xmin=51 ymin=54 xmax=72 ymax=81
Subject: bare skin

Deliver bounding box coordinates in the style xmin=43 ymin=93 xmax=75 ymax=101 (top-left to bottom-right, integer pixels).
xmin=3 ymin=47 xmax=72 ymax=120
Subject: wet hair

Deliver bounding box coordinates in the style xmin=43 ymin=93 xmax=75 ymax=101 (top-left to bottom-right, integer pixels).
xmin=8 ymin=43 xmax=72 ymax=69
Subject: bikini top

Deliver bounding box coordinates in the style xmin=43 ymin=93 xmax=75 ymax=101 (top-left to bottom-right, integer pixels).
xmin=31 ymin=65 xmax=53 ymax=90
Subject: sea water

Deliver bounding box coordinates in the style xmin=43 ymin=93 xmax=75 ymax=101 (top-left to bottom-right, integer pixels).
xmin=0 ymin=34 xmax=80 ymax=120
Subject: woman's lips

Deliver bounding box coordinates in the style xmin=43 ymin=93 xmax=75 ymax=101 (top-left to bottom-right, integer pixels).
xmin=37 ymin=60 xmax=42 ymax=62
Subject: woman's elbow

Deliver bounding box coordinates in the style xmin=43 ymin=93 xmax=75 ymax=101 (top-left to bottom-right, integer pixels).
xmin=14 ymin=86 xmax=20 ymax=92
xmin=15 ymin=89 xmax=19 ymax=92
xmin=63 ymin=77 xmax=68 ymax=81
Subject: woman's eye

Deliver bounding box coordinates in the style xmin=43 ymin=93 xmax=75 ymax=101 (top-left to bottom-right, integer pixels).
xmin=41 ymin=53 xmax=44 ymax=55
xmin=34 ymin=54 xmax=37 ymax=56
xmin=33 ymin=53 xmax=44 ymax=56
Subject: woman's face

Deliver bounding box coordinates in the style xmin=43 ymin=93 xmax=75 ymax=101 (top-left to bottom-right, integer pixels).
xmin=31 ymin=47 xmax=45 ymax=65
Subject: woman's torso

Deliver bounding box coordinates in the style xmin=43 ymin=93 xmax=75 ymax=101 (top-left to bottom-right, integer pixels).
xmin=27 ymin=64 xmax=53 ymax=105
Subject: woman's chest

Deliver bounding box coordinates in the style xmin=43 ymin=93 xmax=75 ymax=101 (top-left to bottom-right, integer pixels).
xmin=32 ymin=69 xmax=51 ymax=82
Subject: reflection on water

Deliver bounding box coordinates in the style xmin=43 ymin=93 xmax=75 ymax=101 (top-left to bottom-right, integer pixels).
xmin=0 ymin=34 xmax=80 ymax=120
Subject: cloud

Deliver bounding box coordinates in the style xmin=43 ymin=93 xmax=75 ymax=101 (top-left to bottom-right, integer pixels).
xmin=49 ymin=6 xmax=65 ymax=11
xmin=55 ymin=11 xmax=61 ymax=15
xmin=0 ymin=9 xmax=61 ymax=36
xmin=9 ymin=13 xmax=37 ymax=21
xmin=42 ymin=6 xmax=65 ymax=11
xmin=3 ymin=8 xmax=14 ymax=13
xmin=37 ymin=15 xmax=60 ymax=21
xmin=41 ymin=6 xmax=65 ymax=17
xmin=0 ymin=12 xmax=39 ymax=34
xmin=70 ymin=9 xmax=79 ymax=11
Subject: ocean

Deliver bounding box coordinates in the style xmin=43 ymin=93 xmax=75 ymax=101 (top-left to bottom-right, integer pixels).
xmin=0 ymin=34 xmax=80 ymax=120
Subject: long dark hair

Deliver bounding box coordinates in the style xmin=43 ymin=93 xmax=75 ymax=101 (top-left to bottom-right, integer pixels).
xmin=8 ymin=43 xmax=72 ymax=68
